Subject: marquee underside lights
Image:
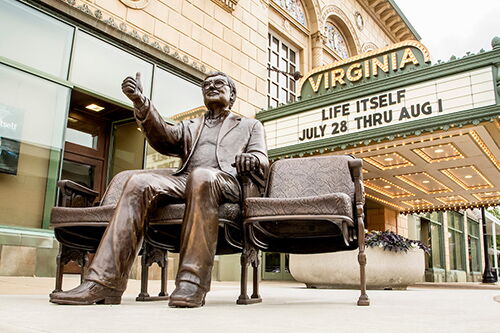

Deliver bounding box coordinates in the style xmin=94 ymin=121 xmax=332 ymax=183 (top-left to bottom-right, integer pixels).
xmin=349 ymin=125 xmax=500 ymax=213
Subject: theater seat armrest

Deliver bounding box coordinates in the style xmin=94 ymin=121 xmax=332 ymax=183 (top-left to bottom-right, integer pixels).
xmin=239 ymin=174 xmax=264 ymax=200
xmin=348 ymin=158 xmax=365 ymax=208
xmin=57 ymin=180 xmax=100 ymax=207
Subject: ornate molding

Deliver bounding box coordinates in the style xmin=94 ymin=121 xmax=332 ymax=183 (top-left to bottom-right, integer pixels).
xmin=361 ymin=42 xmax=379 ymax=53
xmin=119 ymin=0 xmax=150 ymax=9
xmin=359 ymin=0 xmax=417 ymax=42
xmin=57 ymin=0 xmax=208 ymax=74
xmin=211 ymin=0 xmax=239 ymax=12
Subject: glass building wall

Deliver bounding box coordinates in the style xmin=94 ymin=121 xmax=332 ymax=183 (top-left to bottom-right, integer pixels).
xmin=448 ymin=212 xmax=465 ymax=271
xmin=467 ymin=218 xmax=481 ymax=273
xmin=0 ymin=0 xmax=74 ymax=79
xmin=0 ymin=0 xmax=202 ymax=230
xmin=428 ymin=212 xmax=444 ymax=269
xmin=0 ymin=64 xmax=70 ymax=228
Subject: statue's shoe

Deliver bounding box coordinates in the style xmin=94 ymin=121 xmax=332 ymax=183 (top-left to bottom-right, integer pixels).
xmin=168 ymin=281 xmax=206 ymax=308
xmin=49 ymin=280 xmax=122 ymax=305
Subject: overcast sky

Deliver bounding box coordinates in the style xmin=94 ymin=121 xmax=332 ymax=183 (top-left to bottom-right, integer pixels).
xmin=394 ymin=0 xmax=500 ymax=62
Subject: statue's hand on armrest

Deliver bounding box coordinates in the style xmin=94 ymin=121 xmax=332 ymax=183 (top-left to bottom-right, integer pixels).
xmin=233 ymin=153 xmax=263 ymax=198
xmin=57 ymin=180 xmax=99 ymax=207
xmin=234 ymin=153 xmax=259 ymax=176
xmin=122 ymin=72 xmax=147 ymax=119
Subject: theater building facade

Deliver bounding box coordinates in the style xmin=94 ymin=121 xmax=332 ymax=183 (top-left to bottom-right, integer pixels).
xmin=258 ymin=39 xmax=500 ymax=282
xmin=1 ymin=0 xmax=497 ymax=283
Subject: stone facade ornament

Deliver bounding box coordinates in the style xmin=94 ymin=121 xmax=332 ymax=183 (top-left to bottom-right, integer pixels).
xmin=119 ymin=0 xmax=150 ymax=10
xmin=211 ymin=0 xmax=239 ymax=12
xmin=311 ymin=31 xmax=327 ymax=68
xmin=354 ymin=11 xmax=364 ymax=30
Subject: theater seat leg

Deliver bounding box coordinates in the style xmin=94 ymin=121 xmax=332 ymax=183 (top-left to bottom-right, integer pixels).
xmin=136 ymin=244 xmax=169 ymax=301
xmin=237 ymin=242 xmax=261 ymax=305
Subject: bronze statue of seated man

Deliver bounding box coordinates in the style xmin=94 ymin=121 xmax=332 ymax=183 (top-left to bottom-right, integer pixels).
xmin=49 ymin=71 xmax=269 ymax=307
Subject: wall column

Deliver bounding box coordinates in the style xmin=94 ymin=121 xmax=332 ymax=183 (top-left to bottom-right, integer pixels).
xmin=311 ymin=31 xmax=326 ymax=68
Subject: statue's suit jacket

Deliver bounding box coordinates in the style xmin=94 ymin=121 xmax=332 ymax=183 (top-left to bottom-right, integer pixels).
xmin=135 ymin=98 xmax=269 ymax=187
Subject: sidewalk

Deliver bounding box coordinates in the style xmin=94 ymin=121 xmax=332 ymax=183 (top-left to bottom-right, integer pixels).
xmin=0 ymin=276 xmax=498 ymax=333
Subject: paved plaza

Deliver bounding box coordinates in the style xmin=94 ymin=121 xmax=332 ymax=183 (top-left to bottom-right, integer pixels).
xmin=0 ymin=276 xmax=498 ymax=333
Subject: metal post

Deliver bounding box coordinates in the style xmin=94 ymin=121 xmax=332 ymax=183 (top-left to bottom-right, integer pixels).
xmin=492 ymin=218 xmax=498 ymax=278
xmin=481 ymin=207 xmax=497 ymax=283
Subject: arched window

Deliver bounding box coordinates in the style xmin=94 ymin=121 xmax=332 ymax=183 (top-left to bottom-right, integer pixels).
xmin=325 ymin=21 xmax=349 ymax=59
xmin=272 ymin=0 xmax=307 ymax=26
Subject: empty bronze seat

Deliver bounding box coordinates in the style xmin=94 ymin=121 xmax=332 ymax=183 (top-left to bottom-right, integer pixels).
xmin=238 ymin=155 xmax=369 ymax=306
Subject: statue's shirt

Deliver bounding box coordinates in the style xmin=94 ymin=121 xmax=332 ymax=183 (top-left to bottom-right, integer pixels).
xmin=183 ymin=119 xmax=223 ymax=173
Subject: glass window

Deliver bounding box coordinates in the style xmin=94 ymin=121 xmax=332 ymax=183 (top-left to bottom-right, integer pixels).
xmin=0 ymin=0 xmax=74 ymax=79
xmin=448 ymin=212 xmax=465 ymax=271
xmin=70 ymin=31 xmax=153 ymax=104
xmin=109 ymin=121 xmax=145 ymax=179
xmin=467 ymin=218 xmax=482 ymax=272
xmin=325 ymin=22 xmax=350 ymax=59
xmin=0 ymin=64 xmax=70 ymax=228
xmin=267 ymin=32 xmax=299 ymax=108
xmin=430 ymin=222 xmax=443 ymax=268
xmin=145 ymin=144 xmax=181 ymax=171
xmin=151 ymin=67 xmax=203 ymax=119
xmin=61 ymin=160 xmax=95 ymax=189
xmin=65 ymin=115 xmax=100 ymax=150
xmin=422 ymin=212 xmax=444 ymax=269
xmin=272 ymin=0 xmax=307 ymax=26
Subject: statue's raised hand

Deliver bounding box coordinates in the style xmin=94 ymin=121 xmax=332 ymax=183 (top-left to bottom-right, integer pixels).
xmin=122 ymin=72 xmax=144 ymax=105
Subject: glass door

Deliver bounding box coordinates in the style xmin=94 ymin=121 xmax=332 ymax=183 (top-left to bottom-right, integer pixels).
xmin=62 ymin=108 xmax=108 ymax=198
xmin=109 ymin=119 xmax=145 ymax=179
xmin=61 ymin=89 xmax=138 ymax=199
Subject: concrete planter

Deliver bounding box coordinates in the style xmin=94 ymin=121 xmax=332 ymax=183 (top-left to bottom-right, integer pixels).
xmin=290 ymin=247 xmax=425 ymax=290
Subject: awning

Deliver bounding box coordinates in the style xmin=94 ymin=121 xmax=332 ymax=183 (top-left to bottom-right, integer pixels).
xmin=336 ymin=120 xmax=499 ymax=213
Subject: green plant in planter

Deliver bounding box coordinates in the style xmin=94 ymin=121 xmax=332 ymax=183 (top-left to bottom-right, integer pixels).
xmin=365 ymin=230 xmax=430 ymax=254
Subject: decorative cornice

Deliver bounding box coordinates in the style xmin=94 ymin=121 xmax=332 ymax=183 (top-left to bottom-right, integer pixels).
xmin=55 ymin=0 xmax=209 ymax=75
xmin=119 ymin=0 xmax=150 ymax=9
xmin=361 ymin=42 xmax=378 ymax=53
xmin=211 ymin=0 xmax=239 ymax=12
xmin=357 ymin=0 xmax=419 ymax=43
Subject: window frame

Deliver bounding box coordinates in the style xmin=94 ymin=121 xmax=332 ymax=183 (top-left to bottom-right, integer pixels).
xmin=467 ymin=218 xmax=482 ymax=273
xmin=267 ymin=31 xmax=300 ymax=108
xmin=448 ymin=211 xmax=466 ymax=271
xmin=422 ymin=212 xmax=445 ymax=270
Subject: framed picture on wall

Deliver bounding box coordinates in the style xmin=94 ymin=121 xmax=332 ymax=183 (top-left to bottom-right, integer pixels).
xmin=0 ymin=137 xmax=20 ymax=175
xmin=0 ymin=104 xmax=23 ymax=175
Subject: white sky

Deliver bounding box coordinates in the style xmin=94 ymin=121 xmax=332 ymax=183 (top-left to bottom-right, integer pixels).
xmin=394 ymin=0 xmax=500 ymax=62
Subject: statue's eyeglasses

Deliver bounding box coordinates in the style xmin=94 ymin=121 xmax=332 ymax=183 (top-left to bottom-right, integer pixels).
xmin=202 ymin=79 xmax=228 ymax=90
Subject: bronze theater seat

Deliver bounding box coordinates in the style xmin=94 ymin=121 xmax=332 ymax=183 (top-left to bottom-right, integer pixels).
xmin=237 ymin=155 xmax=370 ymax=306
xmin=50 ymin=168 xmax=251 ymax=301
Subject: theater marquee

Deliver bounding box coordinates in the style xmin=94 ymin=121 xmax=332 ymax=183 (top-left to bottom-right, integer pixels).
xmin=258 ymin=39 xmax=500 ymax=213
xmin=265 ymin=66 xmax=496 ymax=150
xmin=299 ymin=41 xmax=431 ymax=97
